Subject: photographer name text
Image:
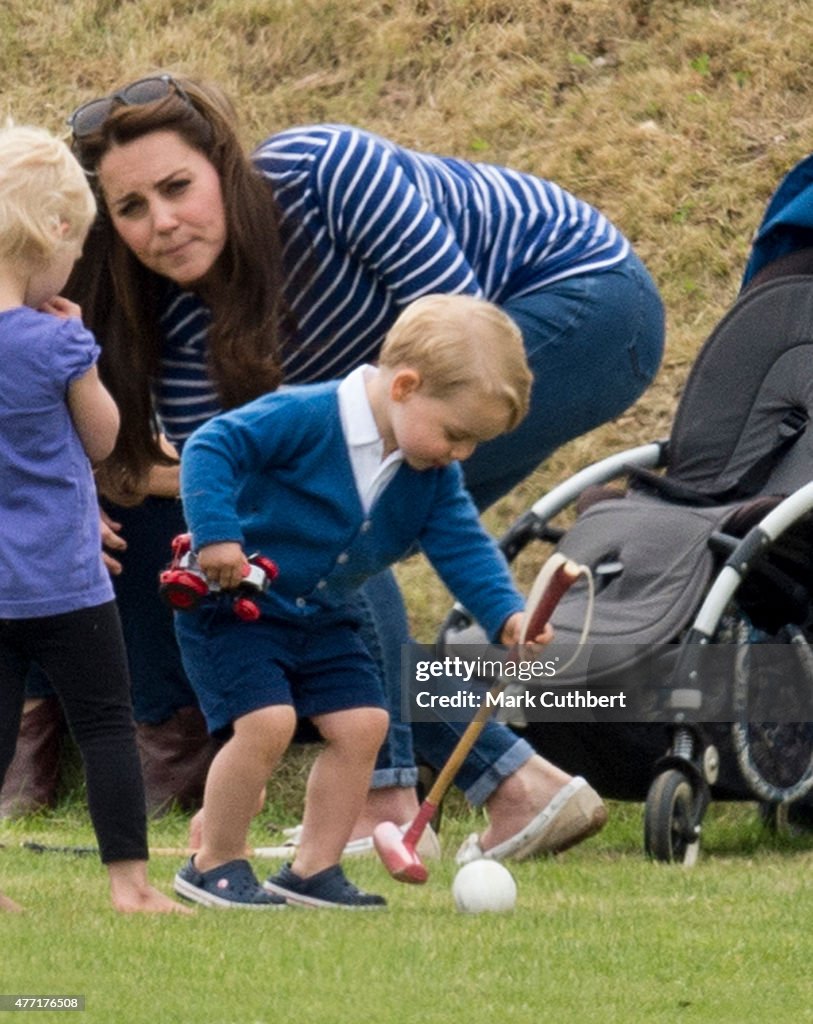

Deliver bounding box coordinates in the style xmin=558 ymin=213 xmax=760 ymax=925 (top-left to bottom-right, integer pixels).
xmin=413 ymin=688 xmax=627 ymax=710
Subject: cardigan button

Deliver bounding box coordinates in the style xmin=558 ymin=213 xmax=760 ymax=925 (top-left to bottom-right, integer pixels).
xmin=316 ymin=580 xmax=327 ymax=589
xmin=360 ymin=520 xmax=372 ymax=533
xmin=295 ymin=597 xmax=306 ymax=608
xmin=337 ymin=552 xmax=349 ymax=564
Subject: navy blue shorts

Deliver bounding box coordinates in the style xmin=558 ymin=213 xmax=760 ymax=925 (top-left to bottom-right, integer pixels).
xmin=174 ymin=606 xmax=387 ymax=735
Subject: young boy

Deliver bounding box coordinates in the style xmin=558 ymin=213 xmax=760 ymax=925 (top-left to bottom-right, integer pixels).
xmin=174 ymin=293 xmax=550 ymax=909
xmin=0 ymin=124 xmax=186 ymax=914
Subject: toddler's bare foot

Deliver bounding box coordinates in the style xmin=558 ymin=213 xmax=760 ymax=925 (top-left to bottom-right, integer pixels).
xmin=112 ymin=884 xmax=192 ymax=915
xmin=108 ymin=860 xmax=193 ymax=914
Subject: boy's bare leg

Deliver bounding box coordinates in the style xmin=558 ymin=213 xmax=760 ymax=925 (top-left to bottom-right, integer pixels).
xmin=107 ymin=861 xmax=192 ymax=914
xmin=187 ymin=808 xmax=204 ymax=851
xmin=187 ymin=784 xmax=266 ymax=852
xmin=293 ymin=707 xmax=389 ymax=878
xmin=193 ymin=705 xmax=296 ymax=873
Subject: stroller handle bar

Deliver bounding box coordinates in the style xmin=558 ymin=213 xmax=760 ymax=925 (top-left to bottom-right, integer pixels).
xmin=528 ymin=441 xmax=666 ymax=526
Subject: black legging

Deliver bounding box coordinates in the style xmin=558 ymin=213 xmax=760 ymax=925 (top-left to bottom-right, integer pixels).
xmin=0 ymin=601 xmax=148 ymax=863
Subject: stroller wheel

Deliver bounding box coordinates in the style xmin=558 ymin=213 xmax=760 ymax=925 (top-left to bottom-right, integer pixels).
xmin=644 ymin=769 xmax=701 ymax=865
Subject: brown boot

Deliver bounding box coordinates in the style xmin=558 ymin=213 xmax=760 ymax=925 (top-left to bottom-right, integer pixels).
xmin=0 ymin=697 xmax=65 ymax=818
xmin=136 ymin=706 xmax=220 ymax=816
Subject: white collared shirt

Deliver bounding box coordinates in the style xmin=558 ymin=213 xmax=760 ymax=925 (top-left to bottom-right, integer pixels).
xmin=337 ymin=365 xmax=404 ymax=512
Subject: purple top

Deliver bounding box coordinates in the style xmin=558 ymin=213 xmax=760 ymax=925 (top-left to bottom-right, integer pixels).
xmin=0 ymin=307 xmax=113 ymax=617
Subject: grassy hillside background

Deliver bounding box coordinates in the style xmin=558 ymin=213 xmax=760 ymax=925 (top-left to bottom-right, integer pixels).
xmin=4 ymin=0 xmax=811 ymax=634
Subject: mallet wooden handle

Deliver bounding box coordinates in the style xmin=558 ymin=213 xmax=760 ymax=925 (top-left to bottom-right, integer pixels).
xmin=402 ymin=557 xmax=583 ymax=850
xmin=402 ymin=689 xmax=503 ymax=847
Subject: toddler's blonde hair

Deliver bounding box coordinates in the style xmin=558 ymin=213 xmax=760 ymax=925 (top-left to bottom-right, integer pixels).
xmin=379 ymin=294 xmax=532 ymax=430
xmin=0 ymin=123 xmax=96 ymax=267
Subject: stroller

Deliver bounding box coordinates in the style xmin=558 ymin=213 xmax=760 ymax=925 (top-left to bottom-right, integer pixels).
xmin=440 ymin=154 xmax=813 ymax=865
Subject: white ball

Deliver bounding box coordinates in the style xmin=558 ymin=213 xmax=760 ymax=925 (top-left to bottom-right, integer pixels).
xmin=452 ymin=859 xmax=517 ymax=913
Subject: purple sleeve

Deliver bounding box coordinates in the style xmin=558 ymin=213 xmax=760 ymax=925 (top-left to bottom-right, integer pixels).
xmin=54 ymin=317 xmax=100 ymax=388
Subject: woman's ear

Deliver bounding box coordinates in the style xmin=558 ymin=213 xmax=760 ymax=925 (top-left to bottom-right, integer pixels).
xmin=389 ymin=367 xmax=422 ymax=402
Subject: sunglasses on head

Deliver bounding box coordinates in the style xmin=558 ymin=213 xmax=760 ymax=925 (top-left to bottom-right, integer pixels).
xmin=67 ymin=74 xmax=193 ymax=140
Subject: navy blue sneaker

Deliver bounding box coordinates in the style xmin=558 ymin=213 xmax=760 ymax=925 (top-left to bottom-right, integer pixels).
xmin=263 ymin=863 xmax=387 ymax=910
xmin=174 ymin=857 xmax=287 ymax=909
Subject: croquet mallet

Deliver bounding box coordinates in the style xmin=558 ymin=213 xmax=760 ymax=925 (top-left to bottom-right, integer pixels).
xmin=372 ymin=553 xmax=583 ymax=883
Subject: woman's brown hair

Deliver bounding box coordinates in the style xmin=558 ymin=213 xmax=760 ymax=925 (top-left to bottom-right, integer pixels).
xmin=69 ymin=74 xmax=294 ymax=502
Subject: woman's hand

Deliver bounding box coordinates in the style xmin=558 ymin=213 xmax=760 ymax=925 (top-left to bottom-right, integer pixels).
xmin=100 ymin=507 xmax=127 ymax=576
xmin=101 ymin=438 xmax=180 ymax=506
xmin=197 ymin=541 xmax=249 ymax=590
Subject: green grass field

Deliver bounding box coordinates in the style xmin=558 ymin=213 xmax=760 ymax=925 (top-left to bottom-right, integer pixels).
xmin=4 ymin=1 xmax=813 ymax=1021
xmin=3 ymin=786 xmax=813 ymax=1023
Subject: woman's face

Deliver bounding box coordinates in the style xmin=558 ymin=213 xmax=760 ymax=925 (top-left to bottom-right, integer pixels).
xmin=97 ymin=130 xmax=227 ymax=291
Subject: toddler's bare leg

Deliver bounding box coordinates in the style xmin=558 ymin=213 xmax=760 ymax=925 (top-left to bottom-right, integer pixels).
xmin=293 ymin=707 xmax=389 ymax=877
xmin=193 ymin=705 xmax=296 ymax=873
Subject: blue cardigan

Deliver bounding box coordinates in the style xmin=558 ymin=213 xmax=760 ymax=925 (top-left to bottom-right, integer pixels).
xmin=180 ymin=382 xmax=524 ymax=640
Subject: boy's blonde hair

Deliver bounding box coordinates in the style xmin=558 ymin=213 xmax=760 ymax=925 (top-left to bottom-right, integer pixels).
xmin=0 ymin=124 xmax=96 ymax=267
xmin=379 ymin=294 xmax=532 ymax=430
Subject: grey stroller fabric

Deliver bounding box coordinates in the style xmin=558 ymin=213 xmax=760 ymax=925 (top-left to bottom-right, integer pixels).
xmin=552 ymin=496 xmax=736 ymax=653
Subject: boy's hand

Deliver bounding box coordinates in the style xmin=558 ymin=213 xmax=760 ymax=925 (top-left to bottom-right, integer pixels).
xmin=197 ymin=541 xmax=249 ymax=590
xmin=499 ymin=611 xmax=554 ymax=647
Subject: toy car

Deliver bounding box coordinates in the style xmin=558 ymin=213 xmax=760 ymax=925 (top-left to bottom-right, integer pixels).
xmin=159 ymin=533 xmax=278 ymax=621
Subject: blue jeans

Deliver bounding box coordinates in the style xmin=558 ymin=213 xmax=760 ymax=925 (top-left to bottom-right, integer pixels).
xmin=359 ymin=570 xmax=542 ymax=804
xmin=365 ymin=249 xmax=665 ymax=802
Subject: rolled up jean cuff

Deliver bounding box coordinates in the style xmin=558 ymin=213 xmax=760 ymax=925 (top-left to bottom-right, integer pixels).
xmin=370 ymin=766 xmax=420 ymax=789
xmin=462 ymin=737 xmax=535 ymax=807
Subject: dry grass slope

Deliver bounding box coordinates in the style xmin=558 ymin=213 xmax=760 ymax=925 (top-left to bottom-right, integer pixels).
xmin=2 ymin=0 xmax=811 ymax=633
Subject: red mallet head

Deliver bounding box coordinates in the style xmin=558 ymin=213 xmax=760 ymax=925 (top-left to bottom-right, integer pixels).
xmin=372 ymin=812 xmax=433 ymax=885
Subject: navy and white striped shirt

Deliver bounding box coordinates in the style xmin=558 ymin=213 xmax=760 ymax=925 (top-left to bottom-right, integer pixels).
xmin=156 ymin=124 xmax=629 ymax=447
